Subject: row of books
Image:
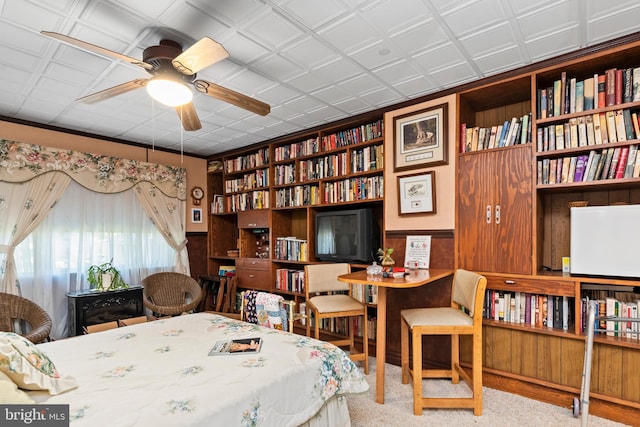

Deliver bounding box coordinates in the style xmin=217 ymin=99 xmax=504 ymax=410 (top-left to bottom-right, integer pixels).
xmin=319 ymin=119 xmax=384 ymax=152
xmin=275 ymin=268 xmax=305 ymax=293
xmin=299 ymin=153 xmax=348 ymax=181
xmin=274 ymin=184 xmax=319 ymax=208
xmin=351 ymin=283 xmax=378 ymax=305
xmin=537 ymin=108 xmax=640 ymax=152
xmin=538 ymin=67 xmax=640 ymax=119
xmin=273 ymin=137 xmax=319 ymax=162
xmin=321 ymin=176 xmax=384 ymax=204
xmin=350 ymin=144 xmax=383 ymax=173
xmin=273 ymin=164 xmax=296 ymax=186
xmin=460 ymin=113 xmax=532 ymax=153
xmin=207 ymin=160 xmax=223 ymax=172
xmin=580 ymin=297 xmax=640 ymax=340
xmin=225 ymin=190 xmax=269 ymax=212
xmin=224 ymin=168 xmax=269 ymax=193
xmin=273 ymin=237 xmax=308 ymax=262
xmin=537 ymin=145 xmax=640 ymax=185
xmin=484 ymin=290 xmax=573 ymax=331
xmin=224 ymin=147 xmax=270 ymax=173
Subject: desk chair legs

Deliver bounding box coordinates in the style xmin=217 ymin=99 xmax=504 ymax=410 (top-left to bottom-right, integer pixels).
xmin=400 ymin=269 xmax=486 ymax=416
xmin=401 ymin=327 xmax=482 ymax=415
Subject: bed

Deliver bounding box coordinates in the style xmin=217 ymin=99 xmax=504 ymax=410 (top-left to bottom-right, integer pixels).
xmin=14 ymin=312 xmax=369 ymax=426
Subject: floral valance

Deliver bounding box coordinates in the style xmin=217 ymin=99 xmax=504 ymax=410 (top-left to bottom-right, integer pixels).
xmin=0 ymin=139 xmax=186 ymax=199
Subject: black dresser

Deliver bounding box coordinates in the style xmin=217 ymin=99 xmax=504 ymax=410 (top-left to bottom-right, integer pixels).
xmin=66 ymin=286 xmax=144 ymax=336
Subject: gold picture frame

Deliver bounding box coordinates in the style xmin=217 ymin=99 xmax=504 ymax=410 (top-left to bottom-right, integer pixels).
xmin=397 ymin=171 xmax=436 ymax=215
xmin=393 ymin=103 xmax=448 ymax=171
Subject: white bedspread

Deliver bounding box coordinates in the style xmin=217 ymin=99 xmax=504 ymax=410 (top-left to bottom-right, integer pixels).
xmin=32 ymin=313 xmax=368 ymax=426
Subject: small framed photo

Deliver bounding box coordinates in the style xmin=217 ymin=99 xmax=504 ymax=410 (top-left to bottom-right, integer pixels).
xmin=397 ymin=171 xmax=436 ymax=215
xmin=394 ymin=103 xmax=448 ymax=171
xmin=191 ymin=208 xmax=203 ymax=223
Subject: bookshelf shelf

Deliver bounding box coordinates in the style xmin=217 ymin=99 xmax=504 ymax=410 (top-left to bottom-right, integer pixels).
xmin=457 ymin=35 xmax=640 ymax=419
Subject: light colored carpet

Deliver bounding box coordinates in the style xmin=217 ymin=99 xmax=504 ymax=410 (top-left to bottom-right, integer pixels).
xmin=347 ymin=359 xmax=630 ymax=427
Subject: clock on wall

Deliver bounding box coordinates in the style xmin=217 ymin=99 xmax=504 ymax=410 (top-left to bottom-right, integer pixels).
xmin=191 ymin=186 xmax=204 ymax=205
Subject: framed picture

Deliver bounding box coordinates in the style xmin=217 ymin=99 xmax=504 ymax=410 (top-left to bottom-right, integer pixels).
xmin=397 ymin=171 xmax=436 ymax=215
xmin=191 ymin=208 xmax=203 ymax=223
xmin=393 ymin=103 xmax=448 ymax=171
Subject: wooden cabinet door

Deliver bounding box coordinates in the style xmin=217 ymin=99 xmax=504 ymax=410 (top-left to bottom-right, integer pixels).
xmin=457 ymin=146 xmax=532 ymax=274
xmin=458 ymin=151 xmax=494 ymax=272
xmin=492 ymin=147 xmax=532 ymax=274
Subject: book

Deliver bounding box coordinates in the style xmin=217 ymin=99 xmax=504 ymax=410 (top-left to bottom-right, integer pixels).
xmin=633 ymin=67 xmax=640 ymax=101
xmin=553 ymin=79 xmax=562 ymax=117
xmin=614 ymin=110 xmax=627 ymax=141
xmin=569 ymin=77 xmax=576 ymax=113
xmin=605 ymin=68 xmax=617 ymax=106
xmin=623 ymin=109 xmax=635 ymax=140
xmin=583 ymin=76 xmax=594 ymax=110
xmin=597 ymin=74 xmax=606 ymax=108
xmin=624 ymin=145 xmax=638 ymax=178
xmin=575 ymin=80 xmax=584 ymax=112
xmin=599 ymin=112 xmax=609 ymax=144
xmin=622 ymin=68 xmax=633 ymax=103
xmin=208 ymin=337 xmax=263 ymax=355
xmin=614 ymin=146 xmax=629 ymax=179
xmin=600 ymin=147 xmax=615 ymax=180
xmin=605 ymin=111 xmax=617 ymax=143
xmin=615 ymin=69 xmax=623 ymax=105
xmin=573 ymin=154 xmax=589 ymax=182
xmin=607 ymin=147 xmax=621 ymax=179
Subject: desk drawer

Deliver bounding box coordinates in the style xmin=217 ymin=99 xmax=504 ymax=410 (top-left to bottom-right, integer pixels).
xmin=486 ymin=275 xmax=576 ymax=296
xmin=237 ymin=258 xmax=270 ymax=270
xmin=236 ymin=268 xmax=271 ymax=291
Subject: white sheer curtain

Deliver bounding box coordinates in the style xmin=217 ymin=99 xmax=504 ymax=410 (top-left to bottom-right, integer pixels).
xmin=15 ymin=180 xmax=174 ymax=338
xmin=134 ymin=181 xmax=189 ymax=274
xmin=0 ymin=173 xmax=71 ymax=295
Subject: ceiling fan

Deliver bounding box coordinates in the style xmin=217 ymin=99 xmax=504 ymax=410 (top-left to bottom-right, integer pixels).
xmin=41 ymin=31 xmax=271 ymax=131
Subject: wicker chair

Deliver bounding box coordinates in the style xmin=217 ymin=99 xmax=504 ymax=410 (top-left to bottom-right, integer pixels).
xmin=142 ymin=272 xmax=203 ymax=316
xmin=0 ymin=292 xmax=52 ymax=343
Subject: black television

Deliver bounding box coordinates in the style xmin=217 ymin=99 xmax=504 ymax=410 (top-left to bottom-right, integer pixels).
xmin=314 ymin=208 xmax=376 ymax=263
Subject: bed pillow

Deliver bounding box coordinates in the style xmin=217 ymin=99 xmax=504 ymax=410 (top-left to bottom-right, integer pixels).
xmin=0 ymin=332 xmax=78 ymax=395
xmin=0 ymin=370 xmax=34 ymax=404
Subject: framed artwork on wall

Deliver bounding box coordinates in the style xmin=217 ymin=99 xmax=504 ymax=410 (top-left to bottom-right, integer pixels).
xmin=191 ymin=208 xmax=203 ymax=223
xmin=397 ymin=171 xmax=436 ymax=215
xmin=393 ymin=103 xmax=448 ymax=171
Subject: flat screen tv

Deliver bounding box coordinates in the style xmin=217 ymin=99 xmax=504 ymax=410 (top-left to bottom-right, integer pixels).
xmin=315 ymin=208 xmax=376 ymax=263
xmin=570 ymin=204 xmax=640 ymax=279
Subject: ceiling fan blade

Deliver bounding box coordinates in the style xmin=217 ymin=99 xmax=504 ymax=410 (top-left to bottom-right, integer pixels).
xmin=77 ymin=79 xmax=148 ymax=104
xmin=172 ymin=37 xmax=229 ymax=76
xmin=41 ymin=31 xmax=153 ymax=70
xmin=176 ymin=102 xmax=202 ymax=131
xmin=194 ymin=80 xmax=270 ymax=116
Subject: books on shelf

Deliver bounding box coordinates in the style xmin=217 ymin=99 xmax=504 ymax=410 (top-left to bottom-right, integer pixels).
xmin=460 ymin=113 xmax=532 ymax=153
xmin=274 ymin=237 xmax=308 ymax=262
xmin=484 ymin=290 xmax=572 ymax=330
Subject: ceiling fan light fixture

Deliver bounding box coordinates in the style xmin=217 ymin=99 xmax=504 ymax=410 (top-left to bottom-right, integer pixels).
xmin=146 ymin=77 xmax=193 ymax=107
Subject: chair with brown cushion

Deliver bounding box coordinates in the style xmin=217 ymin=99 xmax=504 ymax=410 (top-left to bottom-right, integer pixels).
xmin=304 ymin=263 xmax=368 ymax=374
xmin=141 ymin=272 xmax=203 ymax=316
xmin=400 ymin=269 xmax=487 ymax=416
xmin=0 ymin=293 xmax=52 ymax=343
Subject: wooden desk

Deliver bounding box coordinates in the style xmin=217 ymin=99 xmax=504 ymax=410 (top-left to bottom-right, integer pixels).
xmin=338 ymin=268 xmax=454 ymax=404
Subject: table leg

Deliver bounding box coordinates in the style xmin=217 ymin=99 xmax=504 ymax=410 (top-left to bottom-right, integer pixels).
xmin=375 ymin=286 xmax=387 ymax=404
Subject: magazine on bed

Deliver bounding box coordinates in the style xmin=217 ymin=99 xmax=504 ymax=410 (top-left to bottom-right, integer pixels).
xmin=208 ymin=337 xmax=262 ymax=355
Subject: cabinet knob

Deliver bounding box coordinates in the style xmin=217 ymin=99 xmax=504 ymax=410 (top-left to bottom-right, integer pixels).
xmin=495 ymin=205 xmax=501 ymax=224
xmin=504 ymin=280 xmax=516 ymax=284
xmin=248 ymin=223 xmax=257 ymax=227
xmin=486 ymin=205 xmax=492 ymax=224
xmin=249 ymin=274 xmax=255 ymax=278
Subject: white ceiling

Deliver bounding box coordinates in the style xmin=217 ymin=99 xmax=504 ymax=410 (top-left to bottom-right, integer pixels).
xmin=1 ymin=0 xmax=640 ymax=157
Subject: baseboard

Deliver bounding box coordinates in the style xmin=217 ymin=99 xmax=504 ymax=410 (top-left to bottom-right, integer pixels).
xmin=481 ymin=371 xmax=640 ymax=426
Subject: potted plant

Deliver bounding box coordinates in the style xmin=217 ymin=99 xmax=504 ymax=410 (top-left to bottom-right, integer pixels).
xmin=87 ymin=259 xmax=128 ymax=291
xmin=377 ymin=248 xmax=395 ymax=271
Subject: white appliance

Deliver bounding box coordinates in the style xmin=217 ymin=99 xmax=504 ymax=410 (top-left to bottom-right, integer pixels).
xmin=570 ymin=204 xmax=640 ymax=278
